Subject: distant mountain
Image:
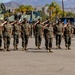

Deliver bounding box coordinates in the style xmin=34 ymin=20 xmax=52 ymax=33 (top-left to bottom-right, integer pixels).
xmin=11 ymin=0 xmax=75 ymax=8
xmin=3 ymin=0 xmax=75 ymax=12
xmin=4 ymin=1 xmax=20 ymax=11
xmin=65 ymin=8 xmax=75 ymax=12
xmin=11 ymin=0 xmax=53 ymax=6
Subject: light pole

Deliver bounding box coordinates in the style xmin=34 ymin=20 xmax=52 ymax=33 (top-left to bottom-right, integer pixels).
xmin=62 ymin=0 xmax=64 ymax=17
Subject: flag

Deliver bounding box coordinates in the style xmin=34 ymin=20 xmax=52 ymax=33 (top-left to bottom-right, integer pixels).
xmin=64 ymin=18 xmax=67 ymax=24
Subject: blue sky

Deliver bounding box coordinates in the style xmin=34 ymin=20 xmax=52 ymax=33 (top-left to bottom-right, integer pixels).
xmin=1 ymin=0 xmax=75 ymax=7
xmin=0 ymin=0 xmax=11 ymax=3
xmin=1 ymin=0 xmax=73 ymax=3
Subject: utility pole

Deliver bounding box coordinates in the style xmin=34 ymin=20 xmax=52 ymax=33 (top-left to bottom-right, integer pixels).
xmin=62 ymin=0 xmax=64 ymax=17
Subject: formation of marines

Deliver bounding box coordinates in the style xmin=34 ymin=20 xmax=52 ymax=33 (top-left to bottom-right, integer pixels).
xmin=0 ymin=18 xmax=74 ymax=52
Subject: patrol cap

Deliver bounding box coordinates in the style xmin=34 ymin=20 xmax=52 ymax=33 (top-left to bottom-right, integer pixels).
xmin=21 ymin=11 xmax=24 ymax=14
xmin=23 ymin=18 xmax=27 ymax=21
xmin=5 ymin=17 xmax=9 ymax=22
xmin=38 ymin=18 xmax=40 ymax=21
xmin=58 ymin=19 xmax=61 ymax=22
xmin=46 ymin=18 xmax=49 ymax=20
xmin=46 ymin=19 xmax=49 ymax=24
xmin=68 ymin=20 xmax=70 ymax=23
xmin=48 ymin=22 xmax=52 ymax=25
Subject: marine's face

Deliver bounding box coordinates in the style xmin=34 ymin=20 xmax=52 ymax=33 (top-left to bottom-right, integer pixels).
xmin=50 ymin=24 xmax=52 ymax=27
xmin=68 ymin=22 xmax=70 ymax=26
xmin=7 ymin=21 xmax=10 ymax=24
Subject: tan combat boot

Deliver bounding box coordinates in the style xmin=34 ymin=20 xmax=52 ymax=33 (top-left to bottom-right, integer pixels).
xmin=14 ymin=45 xmax=16 ymax=50
xmin=68 ymin=47 xmax=71 ymax=50
xmin=38 ymin=46 xmax=40 ymax=49
xmin=7 ymin=48 xmax=10 ymax=51
xmin=16 ymin=45 xmax=18 ymax=50
xmin=65 ymin=47 xmax=68 ymax=50
xmin=48 ymin=48 xmax=53 ymax=53
xmin=4 ymin=48 xmax=7 ymax=52
xmin=65 ymin=45 xmax=68 ymax=50
xmin=56 ymin=45 xmax=58 ymax=49
xmin=25 ymin=46 xmax=27 ymax=50
xmin=22 ymin=47 xmax=25 ymax=51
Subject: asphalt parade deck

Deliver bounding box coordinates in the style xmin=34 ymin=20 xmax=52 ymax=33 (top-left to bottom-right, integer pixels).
xmin=0 ymin=38 xmax=75 ymax=75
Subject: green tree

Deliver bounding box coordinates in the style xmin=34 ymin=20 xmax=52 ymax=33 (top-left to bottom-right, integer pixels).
xmin=48 ymin=2 xmax=66 ymax=21
xmin=40 ymin=10 xmax=49 ymax=21
xmin=73 ymin=13 xmax=75 ymax=17
xmin=15 ymin=5 xmax=34 ymax=13
xmin=66 ymin=12 xmax=74 ymax=18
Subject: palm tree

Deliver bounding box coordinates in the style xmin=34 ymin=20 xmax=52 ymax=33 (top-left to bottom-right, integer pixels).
xmin=15 ymin=5 xmax=34 ymax=13
xmin=48 ymin=2 xmax=62 ymax=21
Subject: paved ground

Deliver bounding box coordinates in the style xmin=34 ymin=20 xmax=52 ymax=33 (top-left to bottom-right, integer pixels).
xmin=0 ymin=37 xmax=75 ymax=75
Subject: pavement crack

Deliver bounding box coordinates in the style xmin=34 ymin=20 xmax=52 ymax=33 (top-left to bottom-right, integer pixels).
xmin=58 ymin=67 xmax=64 ymax=72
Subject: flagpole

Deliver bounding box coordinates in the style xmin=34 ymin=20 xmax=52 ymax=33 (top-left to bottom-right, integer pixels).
xmin=62 ymin=0 xmax=64 ymax=17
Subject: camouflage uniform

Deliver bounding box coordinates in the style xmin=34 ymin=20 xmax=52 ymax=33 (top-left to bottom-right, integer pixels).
xmin=21 ymin=21 xmax=30 ymax=50
xmin=33 ymin=21 xmax=36 ymax=37
xmin=3 ymin=22 xmax=12 ymax=51
xmin=64 ymin=24 xmax=73 ymax=50
xmin=34 ymin=23 xmax=43 ymax=49
xmin=45 ymin=25 xmax=53 ymax=52
xmin=0 ymin=23 xmax=3 ymax=49
xmin=43 ymin=27 xmax=48 ymax=49
xmin=55 ymin=23 xmax=63 ymax=49
xmin=43 ymin=19 xmax=50 ymax=48
xmin=13 ymin=23 xmax=20 ymax=50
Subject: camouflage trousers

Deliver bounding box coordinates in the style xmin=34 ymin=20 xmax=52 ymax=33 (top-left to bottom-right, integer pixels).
xmin=33 ymin=29 xmax=35 ymax=37
xmin=3 ymin=36 xmax=11 ymax=49
xmin=13 ymin=34 xmax=19 ymax=46
xmin=29 ymin=25 xmax=33 ymax=37
xmin=0 ymin=35 xmax=2 ymax=47
xmin=21 ymin=34 xmax=29 ymax=48
xmin=44 ymin=34 xmax=47 ymax=47
xmin=64 ymin=36 xmax=71 ymax=48
xmin=35 ymin=33 xmax=42 ymax=47
xmin=55 ymin=34 xmax=62 ymax=47
xmin=46 ymin=38 xmax=53 ymax=49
